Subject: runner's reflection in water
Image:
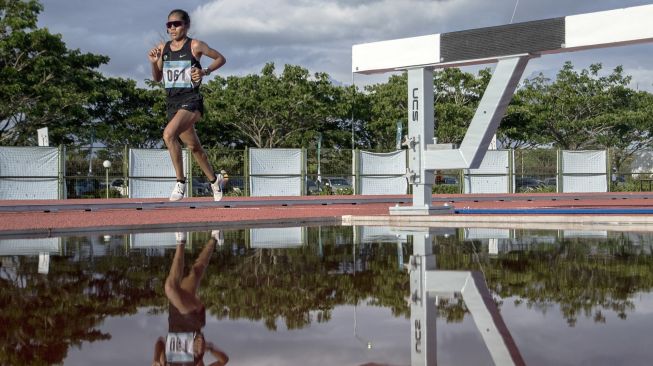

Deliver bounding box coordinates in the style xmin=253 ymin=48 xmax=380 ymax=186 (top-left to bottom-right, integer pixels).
xmin=152 ymin=231 xmax=229 ymax=366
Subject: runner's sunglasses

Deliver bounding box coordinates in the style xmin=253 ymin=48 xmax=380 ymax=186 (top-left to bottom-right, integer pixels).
xmin=166 ymin=21 xmax=185 ymax=29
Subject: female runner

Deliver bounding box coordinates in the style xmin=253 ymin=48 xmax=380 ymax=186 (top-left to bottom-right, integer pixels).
xmin=148 ymin=9 xmax=227 ymax=201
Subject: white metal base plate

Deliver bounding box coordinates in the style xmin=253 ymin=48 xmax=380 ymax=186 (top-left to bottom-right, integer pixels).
xmin=389 ymin=204 xmax=453 ymax=216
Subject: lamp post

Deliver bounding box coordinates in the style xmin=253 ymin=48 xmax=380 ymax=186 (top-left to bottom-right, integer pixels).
xmin=354 ymin=302 xmax=373 ymax=349
xmin=102 ymin=160 xmax=111 ymax=199
xmin=317 ymin=133 xmax=322 ymax=184
xmin=353 ymin=240 xmax=372 ymax=350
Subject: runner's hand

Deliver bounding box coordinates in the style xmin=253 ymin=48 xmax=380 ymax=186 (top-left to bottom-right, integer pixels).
xmin=148 ymin=47 xmax=161 ymax=63
xmin=191 ymin=67 xmax=203 ymax=83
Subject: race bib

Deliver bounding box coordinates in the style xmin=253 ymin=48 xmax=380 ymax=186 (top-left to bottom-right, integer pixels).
xmin=163 ymin=60 xmax=192 ymax=88
xmin=166 ymin=332 xmax=194 ymax=363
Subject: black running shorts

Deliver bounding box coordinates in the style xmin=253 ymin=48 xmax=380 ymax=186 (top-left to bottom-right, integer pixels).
xmin=166 ymin=94 xmax=204 ymax=121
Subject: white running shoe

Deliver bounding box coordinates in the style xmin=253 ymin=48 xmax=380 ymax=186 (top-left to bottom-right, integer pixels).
xmin=211 ymin=172 xmax=226 ymax=201
xmin=169 ymin=181 xmax=186 ymax=201
xmin=211 ymin=230 xmax=224 ymax=245
xmin=175 ymin=232 xmax=187 ymax=244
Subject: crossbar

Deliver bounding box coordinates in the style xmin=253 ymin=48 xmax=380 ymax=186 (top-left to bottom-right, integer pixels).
xmin=353 ymin=4 xmax=653 ymax=74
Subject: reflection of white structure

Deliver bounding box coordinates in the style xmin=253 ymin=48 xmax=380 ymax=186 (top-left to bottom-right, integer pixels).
xmin=355 ymin=226 xmax=408 ymax=244
xmin=562 ymin=230 xmax=608 ymax=239
xmin=464 ymin=228 xmax=512 ymax=256
xmin=38 ymin=253 xmax=50 ymax=274
xmin=130 ymin=232 xmax=187 ymax=249
xmin=250 ymin=227 xmax=305 ymax=248
xmin=0 ymin=237 xmax=61 ymax=275
xmin=464 ymin=228 xmax=511 ymax=240
xmin=355 ymin=226 xmax=409 ymax=270
xmin=0 ymin=237 xmax=61 ymax=256
xmin=405 ymin=228 xmax=525 ymax=366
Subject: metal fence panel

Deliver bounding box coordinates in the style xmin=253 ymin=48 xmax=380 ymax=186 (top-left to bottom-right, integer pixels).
xmin=561 ymin=150 xmax=607 ymax=192
xmin=359 ymin=150 xmax=407 ymax=195
xmin=463 ymin=150 xmax=511 ymax=193
xmin=129 ymin=148 xmax=188 ymax=198
xmin=0 ymin=146 xmax=59 ymax=199
xmin=249 ymin=148 xmax=302 ymax=196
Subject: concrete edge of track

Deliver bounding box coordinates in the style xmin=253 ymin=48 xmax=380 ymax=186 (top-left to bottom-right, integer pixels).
xmin=342 ymin=214 xmax=653 ymax=232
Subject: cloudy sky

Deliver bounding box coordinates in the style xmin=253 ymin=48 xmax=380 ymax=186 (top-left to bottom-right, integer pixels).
xmin=38 ymin=0 xmax=653 ymax=90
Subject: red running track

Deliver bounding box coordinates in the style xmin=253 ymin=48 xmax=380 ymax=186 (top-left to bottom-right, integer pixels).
xmin=1 ymin=192 xmax=653 ymax=236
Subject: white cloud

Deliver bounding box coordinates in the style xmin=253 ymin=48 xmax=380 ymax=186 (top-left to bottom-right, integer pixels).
xmin=37 ymin=0 xmax=653 ymax=88
xmin=192 ymin=0 xmax=455 ymax=44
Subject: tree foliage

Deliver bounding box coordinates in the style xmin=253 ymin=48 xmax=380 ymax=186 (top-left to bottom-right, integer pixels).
xmin=364 ymin=68 xmax=491 ymax=150
xmin=202 ymin=63 xmax=349 ymax=149
xmin=0 ymin=0 xmax=166 ymax=148
xmin=3 ymin=0 xmax=653 ymax=161
xmin=505 ymin=62 xmax=652 ymax=150
xmin=0 ymin=0 xmax=105 ymax=145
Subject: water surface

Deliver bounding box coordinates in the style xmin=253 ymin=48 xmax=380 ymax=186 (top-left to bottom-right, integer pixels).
xmin=2 ymin=226 xmax=653 ymax=365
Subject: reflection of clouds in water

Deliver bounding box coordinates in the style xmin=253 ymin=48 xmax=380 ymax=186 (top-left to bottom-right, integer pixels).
xmin=64 ymin=309 xmax=168 ymax=365
xmin=498 ymin=293 xmax=653 ymax=365
xmin=632 ymin=292 xmax=653 ymax=314
xmin=202 ymin=304 xmax=409 ymax=366
xmin=437 ymin=317 xmax=496 ymax=366
xmin=63 ymin=303 xmax=410 ymax=366
xmin=62 ymin=289 xmax=653 ymax=365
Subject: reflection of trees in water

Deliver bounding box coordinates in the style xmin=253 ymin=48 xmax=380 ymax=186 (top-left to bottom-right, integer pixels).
xmin=202 ymin=239 xmax=410 ymax=331
xmin=3 ymin=229 xmax=653 ymax=364
xmin=0 ymin=228 xmax=409 ymax=364
xmin=0 ymin=252 xmax=167 ymax=365
xmin=437 ymin=235 xmax=653 ymax=327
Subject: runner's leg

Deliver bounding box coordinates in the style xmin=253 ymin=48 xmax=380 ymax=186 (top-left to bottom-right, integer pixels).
xmin=165 ymin=243 xmax=201 ymax=313
xmin=179 ymin=123 xmax=217 ymax=182
xmin=163 ymin=109 xmax=200 ymax=181
xmin=181 ymin=238 xmax=216 ymax=295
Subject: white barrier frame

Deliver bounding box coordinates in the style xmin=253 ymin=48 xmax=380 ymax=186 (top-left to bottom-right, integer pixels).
xmin=352 ymin=5 xmax=653 ymax=215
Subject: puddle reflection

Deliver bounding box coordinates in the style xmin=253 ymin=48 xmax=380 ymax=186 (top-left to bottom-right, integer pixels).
xmin=1 ymin=225 xmax=653 ymax=365
xmin=152 ymin=231 xmax=228 ymax=366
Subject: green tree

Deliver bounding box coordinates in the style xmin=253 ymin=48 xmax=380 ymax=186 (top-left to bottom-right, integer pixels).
xmin=364 ymin=68 xmax=491 ymax=150
xmin=596 ymin=91 xmax=653 ymax=173
xmin=1 ymin=0 xmax=165 ymax=149
xmin=365 ymin=73 xmax=407 ymax=150
xmin=202 ymin=63 xmax=348 ymax=149
xmin=0 ymin=0 xmax=108 ymax=146
xmin=89 ymin=78 xmax=166 ymax=149
xmin=434 ymin=67 xmax=491 ymax=144
xmin=509 ymin=62 xmax=649 ymax=150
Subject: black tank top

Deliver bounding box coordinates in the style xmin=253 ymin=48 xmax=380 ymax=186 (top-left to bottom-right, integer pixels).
xmin=166 ymin=304 xmax=206 ymax=365
xmin=168 ymin=303 xmax=206 ymax=333
xmin=162 ymin=38 xmax=202 ymax=99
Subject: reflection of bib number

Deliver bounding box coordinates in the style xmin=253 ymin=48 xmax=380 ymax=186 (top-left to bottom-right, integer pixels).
xmin=166 ymin=332 xmax=194 ymax=362
xmin=164 ymin=61 xmax=192 ymax=88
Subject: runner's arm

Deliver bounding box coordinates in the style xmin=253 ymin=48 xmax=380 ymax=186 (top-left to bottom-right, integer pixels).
xmin=192 ymin=40 xmax=226 ymax=76
xmin=152 ymin=337 xmax=166 ymax=366
xmin=148 ymin=43 xmax=164 ymax=82
xmin=206 ymin=342 xmax=229 ymax=366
